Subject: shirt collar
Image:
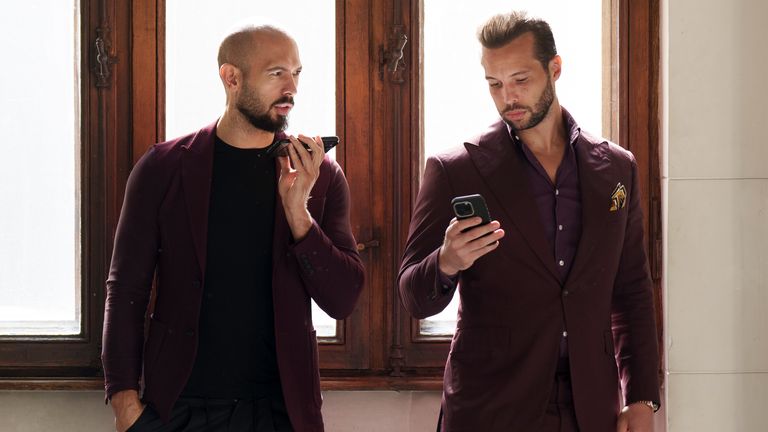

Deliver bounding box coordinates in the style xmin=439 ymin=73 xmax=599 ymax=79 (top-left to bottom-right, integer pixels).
xmin=505 ymin=106 xmax=582 ymax=148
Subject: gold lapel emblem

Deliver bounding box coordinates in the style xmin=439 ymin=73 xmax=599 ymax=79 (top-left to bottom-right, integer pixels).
xmin=610 ymin=183 xmax=627 ymax=212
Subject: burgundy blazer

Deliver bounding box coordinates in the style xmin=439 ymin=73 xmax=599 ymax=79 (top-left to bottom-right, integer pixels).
xmin=102 ymin=122 xmax=364 ymax=431
xmin=398 ymin=120 xmax=659 ymax=432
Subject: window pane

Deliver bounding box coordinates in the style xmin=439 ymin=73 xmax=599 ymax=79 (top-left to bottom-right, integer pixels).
xmin=166 ymin=0 xmax=337 ymax=337
xmin=0 ymin=0 xmax=81 ymax=335
xmin=421 ymin=1 xmax=603 ymax=336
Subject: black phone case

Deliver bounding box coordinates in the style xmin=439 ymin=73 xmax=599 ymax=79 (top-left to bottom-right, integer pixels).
xmin=451 ymin=194 xmax=492 ymax=225
xmin=268 ymin=136 xmax=339 ymax=156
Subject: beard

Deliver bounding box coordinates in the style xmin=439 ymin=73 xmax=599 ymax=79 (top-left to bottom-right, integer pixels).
xmin=501 ymin=75 xmax=555 ymax=131
xmin=236 ymin=84 xmax=292 ymax=133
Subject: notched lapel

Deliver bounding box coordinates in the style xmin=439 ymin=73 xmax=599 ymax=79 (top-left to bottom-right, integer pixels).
xmin=464 ymin=122 xmax=561 ymax=283
xmin=180 ymin=126 xmax=216 ymax=276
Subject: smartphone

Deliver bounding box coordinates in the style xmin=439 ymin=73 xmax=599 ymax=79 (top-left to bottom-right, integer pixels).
xmin=451 ymin=194 xmax=492 ymax=229
xmin=268 ymin=136 xmax=339 ymax=157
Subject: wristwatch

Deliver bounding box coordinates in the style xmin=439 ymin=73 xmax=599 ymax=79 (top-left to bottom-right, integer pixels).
xmin=634 ymin=400 xmax=660 ymax=412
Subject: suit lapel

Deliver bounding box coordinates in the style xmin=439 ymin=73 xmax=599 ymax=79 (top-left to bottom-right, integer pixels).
xmin=565 ymin=136 xmax=614 ymax=287
xmin=181 ymin=122 xmax=217 ymax=276
xmin=465 ymin=121 xmax=561 ymax=283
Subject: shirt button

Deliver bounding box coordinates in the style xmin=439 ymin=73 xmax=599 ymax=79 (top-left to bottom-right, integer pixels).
xmin=558 ymin=225 xmax=564 ymax=231
xmin=555 ymin=189 xmax=560 ymax=196
xmin=559 ymin=260 xmax=565 ymax=267
xmin=563 ymin=331 xmax=568 ymax=337
xmin=562 ymin=290 xmax=570 ymax=297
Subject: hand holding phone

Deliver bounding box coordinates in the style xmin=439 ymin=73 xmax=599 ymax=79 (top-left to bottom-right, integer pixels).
xmin=451 ymin=194 xmax=492 ymax=228
xmin=438 ymin=194 xmax=504 ymax=277
xmin=268 ymin=136 xmax=339 ymax=157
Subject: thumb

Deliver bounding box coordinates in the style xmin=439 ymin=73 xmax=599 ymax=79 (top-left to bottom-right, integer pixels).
xmin=277 ymin=155 xmax=292 ymax=174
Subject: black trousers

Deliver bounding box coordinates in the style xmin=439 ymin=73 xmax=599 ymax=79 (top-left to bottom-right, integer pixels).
xmin=126 ymin=397 xmax=293 ymax=432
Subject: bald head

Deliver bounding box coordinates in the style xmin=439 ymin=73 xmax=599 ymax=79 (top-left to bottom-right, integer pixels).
xmin=217 ymin=24 xmax=293 ymax=74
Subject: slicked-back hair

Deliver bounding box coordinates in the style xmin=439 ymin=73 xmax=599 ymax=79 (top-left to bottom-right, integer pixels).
xmin=477 ymin=11 xmax=557 ymax=71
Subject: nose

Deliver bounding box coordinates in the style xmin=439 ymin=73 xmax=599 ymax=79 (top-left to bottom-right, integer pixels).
xmin=502 ymin=85 xmax=519 ymax=105
xmin=284 ymin=75 xmax=298 ymax=97
xmin=502 ymin=86 xmax=518 ymax=106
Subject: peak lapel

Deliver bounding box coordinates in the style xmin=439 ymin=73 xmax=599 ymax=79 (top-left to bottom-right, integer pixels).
xmin=465 ymin=122 xmax=561 ymax=283
xmin=565 ymin=137 xmax=613 ymax=286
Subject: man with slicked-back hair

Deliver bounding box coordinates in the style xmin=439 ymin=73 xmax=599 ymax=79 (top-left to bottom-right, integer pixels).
xmin=399 ymin=11 xmax=660 ymax=432
xmin=102 ymin=24 xmax=363 ymax=432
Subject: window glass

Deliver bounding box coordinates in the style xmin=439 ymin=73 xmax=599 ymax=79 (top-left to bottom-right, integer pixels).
xmin=0 ymin=0 xmax=81 ymax=336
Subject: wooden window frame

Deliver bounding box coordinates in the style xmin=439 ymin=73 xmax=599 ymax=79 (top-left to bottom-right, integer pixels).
xmin=0 ymin=0 xmax=661 ymax=392
xmin=0 ymin=0 xmax=132 ymax=388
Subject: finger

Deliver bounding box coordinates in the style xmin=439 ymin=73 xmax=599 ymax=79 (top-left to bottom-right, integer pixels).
xmin=466 ymin=229 xmax=505 ymax=250
xmin=459 ymin=220 xmax=501 ymax=242
xmin=289 ymin=136 xmax=312 ymax=169
xmin=312 ymin=135 xmax=325 ymax=162
xmin=294 ymin=135 xmax=315 ymax=162
xmin=449 ymin=217 xmax=484 ymax=234
xmin=306 ymin=135 xmax=324 ymax=155
xmin=277 ymin=154 xmax=292 ymax=174
xmin=464 ymin=238 xmax=501 ymax=262
xmin=287 ymin=140 xmax=307 ymax=174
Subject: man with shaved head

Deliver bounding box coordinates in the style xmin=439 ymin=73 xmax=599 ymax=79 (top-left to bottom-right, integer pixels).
xmin=102 ymin=24 xmax=363 ymax=432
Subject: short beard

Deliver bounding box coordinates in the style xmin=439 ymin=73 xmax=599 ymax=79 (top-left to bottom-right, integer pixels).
xmin=503 ymin=75 xmax=555 ymax=131
xmin=236 ymin=88 xmax=291 ymax=133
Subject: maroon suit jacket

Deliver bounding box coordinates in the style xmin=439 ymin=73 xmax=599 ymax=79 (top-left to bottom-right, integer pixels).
xmin=102 ymin=122 xmax=364 ymax=431
xmin=398 ymin=120 xmax=659 ymax=431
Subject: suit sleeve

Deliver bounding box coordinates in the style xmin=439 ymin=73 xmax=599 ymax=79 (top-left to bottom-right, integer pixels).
xmin=101 ymin=147 xmax=162 ymax=402
xmin=398 ymin=156 xmax=459 ymax=319
xmin=610 ymin=155 xmax=661 ymax=408
xmin=290 ymin=159 xmax=364 ymax=320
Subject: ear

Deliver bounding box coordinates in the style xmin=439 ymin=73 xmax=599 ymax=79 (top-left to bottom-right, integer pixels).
xmin=549 ymin=55 xmax=562 ymax=81
xmin=219 ymin=64 xmax=241 ymax=91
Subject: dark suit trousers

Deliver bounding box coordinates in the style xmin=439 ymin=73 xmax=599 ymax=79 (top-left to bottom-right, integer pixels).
xmin=541 ymin=373 xmax=580 ymax=432
xmin=437 ymin=360 xmax=581 ymax=432
xmin=126 ymin=397 xmax=293 ymax=432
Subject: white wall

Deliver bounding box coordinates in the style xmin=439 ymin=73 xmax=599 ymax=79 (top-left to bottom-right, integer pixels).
xmin=662 ymin=0 xmax=768 ymax=430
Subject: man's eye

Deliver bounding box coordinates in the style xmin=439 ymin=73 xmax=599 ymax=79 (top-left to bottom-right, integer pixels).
xmin=516 ymin=77 xmax=528 ymax=83
xmin=270 ymin=71 xmax=282 ymax=77
xmin=488 ymin=82 xmax=501 ymax=88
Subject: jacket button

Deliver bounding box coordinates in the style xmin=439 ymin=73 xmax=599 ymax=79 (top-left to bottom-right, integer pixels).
xmin=562 ymin=290 xmax=570 ymax=297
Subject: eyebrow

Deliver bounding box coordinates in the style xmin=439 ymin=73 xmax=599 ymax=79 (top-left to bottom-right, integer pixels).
xmin=485 ymin=70 xmax=530 ymax=80
xmin=266 ymin=66 xmax=302 ymax=73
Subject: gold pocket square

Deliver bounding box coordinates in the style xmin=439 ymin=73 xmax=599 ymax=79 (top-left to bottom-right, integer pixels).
xmin=610 ymin=183 xmax=627 ymax=212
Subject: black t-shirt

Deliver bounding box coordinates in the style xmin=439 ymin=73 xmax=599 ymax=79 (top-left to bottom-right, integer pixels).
xmin=182 ymin=134 xmax=281 ymax=399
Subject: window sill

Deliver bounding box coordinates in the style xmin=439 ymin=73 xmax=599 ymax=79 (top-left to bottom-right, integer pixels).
xmin=0 ymin=373 xmax=444 ymax=392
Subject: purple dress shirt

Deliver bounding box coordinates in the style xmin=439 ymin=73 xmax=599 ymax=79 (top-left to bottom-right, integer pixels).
xmin=508 ymin=109 xmax=583 ymax=364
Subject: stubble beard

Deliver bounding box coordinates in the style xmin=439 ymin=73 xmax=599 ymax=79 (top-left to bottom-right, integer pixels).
xmin=503 ymin=76 xmax=555 ymax=132
xmin=236 ymin=85 xmax=291 ymax=133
